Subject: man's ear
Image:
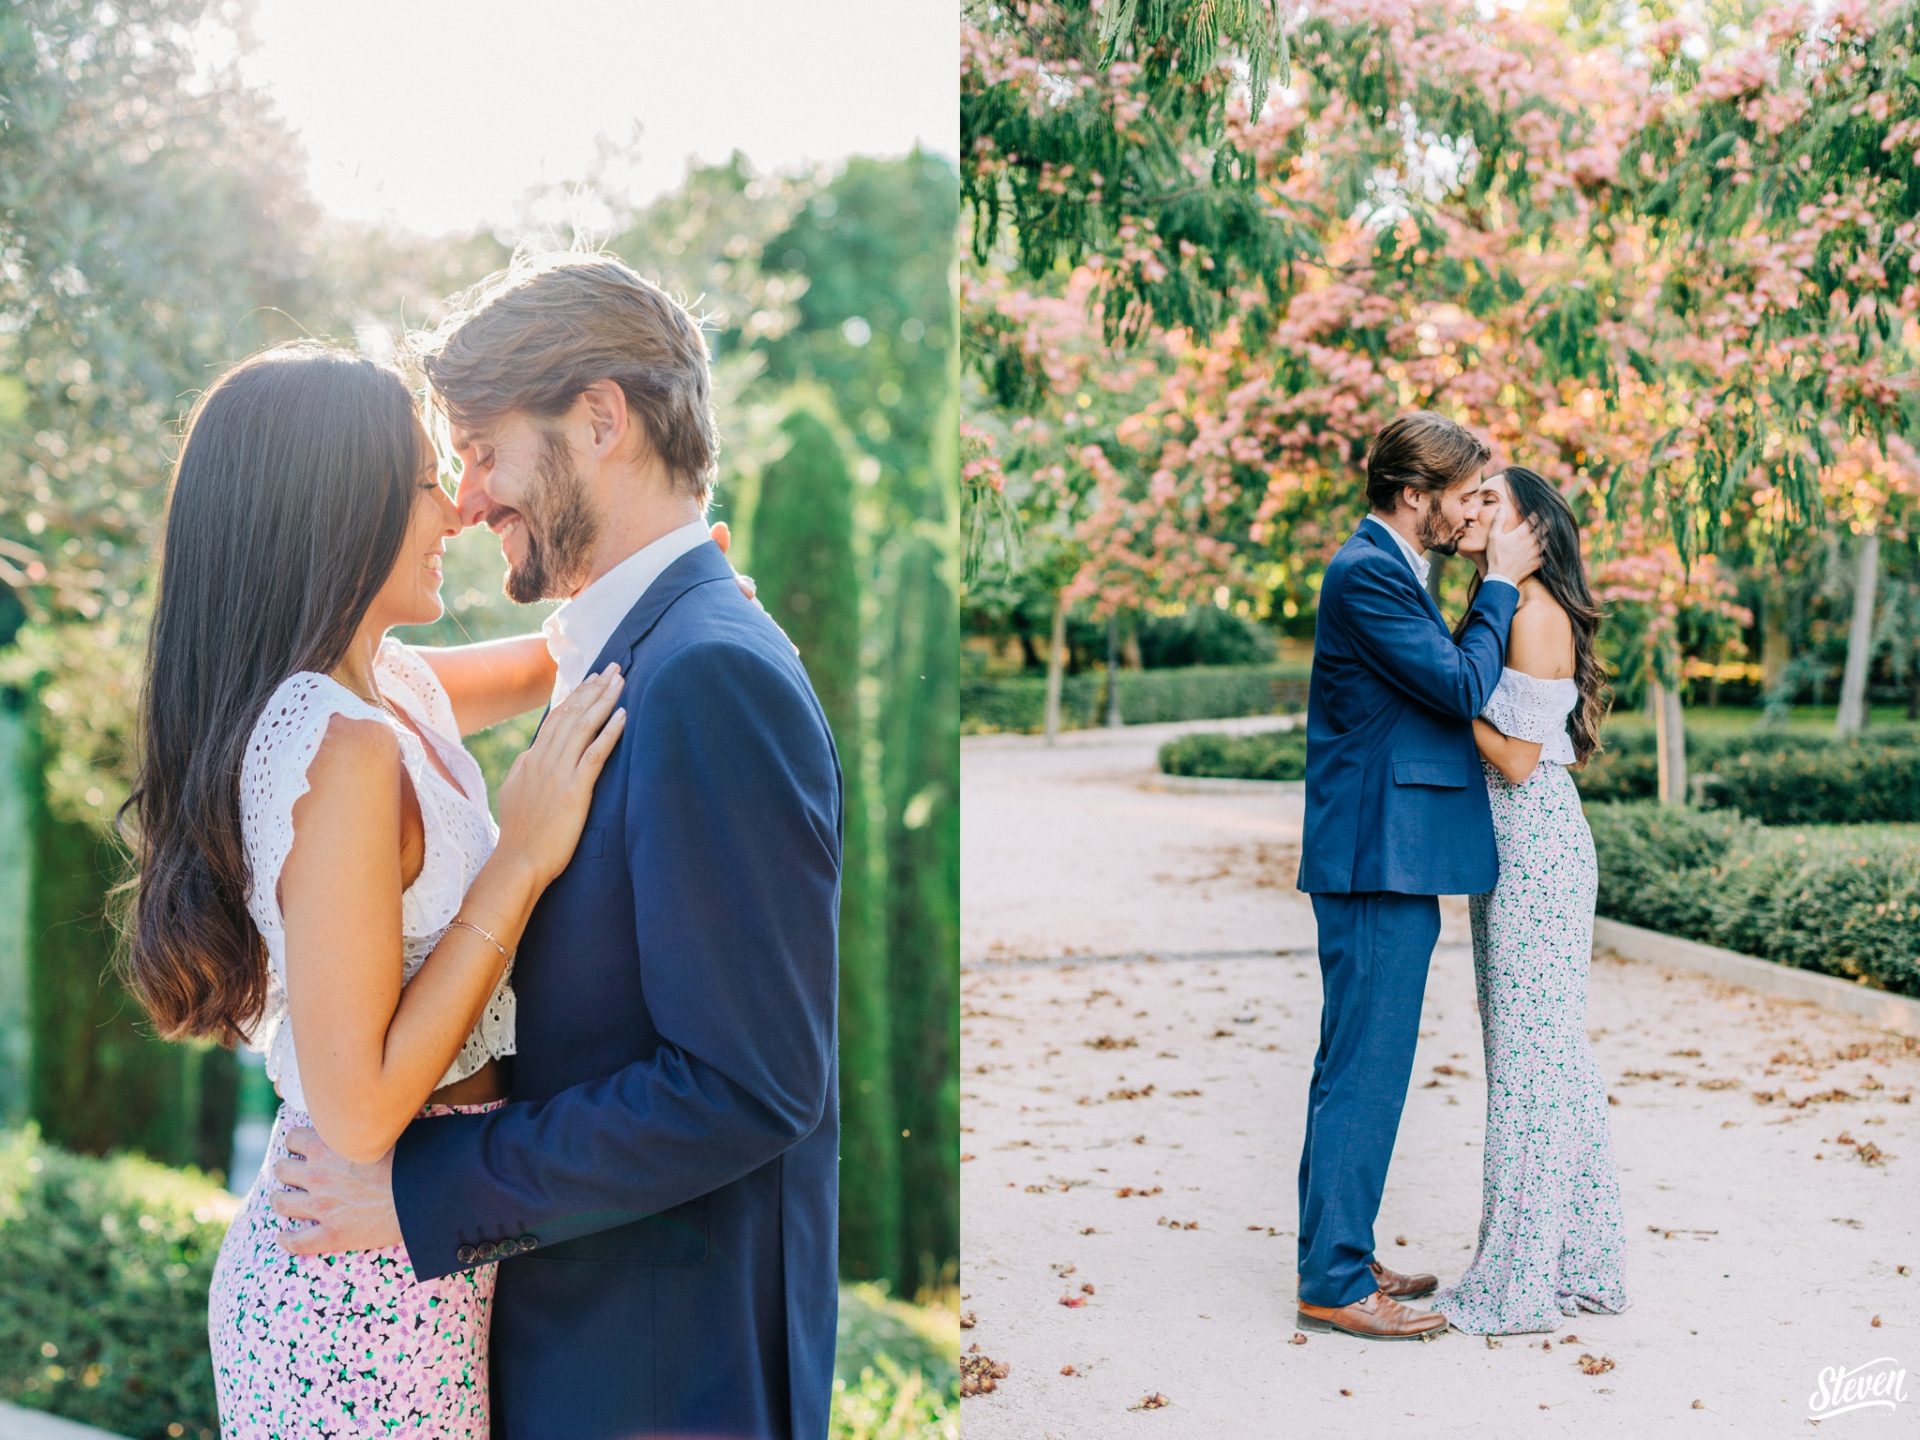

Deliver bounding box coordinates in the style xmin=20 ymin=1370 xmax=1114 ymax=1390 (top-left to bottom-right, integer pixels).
xmin=576 ymin=379 xmax=631 ymax=459
xmin=1400 ymin=485 xmax=1426 ymax=516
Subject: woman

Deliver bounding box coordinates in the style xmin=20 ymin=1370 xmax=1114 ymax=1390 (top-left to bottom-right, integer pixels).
xmin=1427 ymin=465 xmax=1631 ymax=1336
xmin=117 ymin=341 xmax=745 ymax=1435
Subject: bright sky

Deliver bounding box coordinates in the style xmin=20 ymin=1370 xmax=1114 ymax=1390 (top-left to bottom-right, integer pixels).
xmin=234 ymin=0 xmax=958 ymax=236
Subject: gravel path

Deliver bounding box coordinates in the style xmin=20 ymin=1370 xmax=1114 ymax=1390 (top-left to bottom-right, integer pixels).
xmin=961 ymin=722 xmax=1919 ymax=1437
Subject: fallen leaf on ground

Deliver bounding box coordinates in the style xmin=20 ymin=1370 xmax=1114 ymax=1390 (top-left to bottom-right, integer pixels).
xmin=960 ymin=1354 xmax=1009 ymax=1397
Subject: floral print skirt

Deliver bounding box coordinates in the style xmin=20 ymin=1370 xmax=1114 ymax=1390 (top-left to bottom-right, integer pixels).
xmin=1431 ymin=760 xmax=1631 ymax=1335
xmin=209 ymin=1099 xmax=504 ymax=1437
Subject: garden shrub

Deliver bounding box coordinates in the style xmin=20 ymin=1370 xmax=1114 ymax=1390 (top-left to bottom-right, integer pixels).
xmin=1134 ymin=607 xmax=1277 ymax=669
xmin=1158 ymin=728 xmax=1307 ymax=780
xmin=0 ymin=1125 xmax=230 ymax=1439
xmin=1697 ymin=738 xmax=1920 ymax=825
xmin=1574 ymin=728 xmax=1920 ymax=821
xmin=1588 ymin=803 xmax=1920 ymax=996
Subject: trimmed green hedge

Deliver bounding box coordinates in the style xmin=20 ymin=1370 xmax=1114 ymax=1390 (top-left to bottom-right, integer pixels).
xmin=1158 ymin=727 xmax=1307 ymax=780
xmin=0 ymin=1128 xmax=958 ymax=1440
xmin=962 ymin=663 xmax=1310 ymax=735
xmin=1575 ymin=729 xmax=1920 ymax=823
xmin=1698 ymin=741 xmax=1920 ymax=825
xmin=1589 ymin=804 xmax=1920 ymax=996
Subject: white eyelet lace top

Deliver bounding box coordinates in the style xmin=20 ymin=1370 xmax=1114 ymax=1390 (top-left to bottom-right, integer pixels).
xmin=237 ymin=637 xmax=513 ymax=1112
xmin=1480 ymin=666 xmax=1579 ymax=765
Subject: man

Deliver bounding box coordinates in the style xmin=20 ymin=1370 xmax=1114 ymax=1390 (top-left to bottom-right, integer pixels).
xmin=1292 ymin=410 xmax=1540 ymax=1340
xmin=274 ymin=254 xmax=843 ymax=1438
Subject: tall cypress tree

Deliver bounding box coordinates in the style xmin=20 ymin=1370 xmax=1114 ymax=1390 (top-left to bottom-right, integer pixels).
xmin=755 ymin=153 xmax=961 ymax=1294
xmin=748 ymin=397 xmax=901 ymax=1283
xmin=878 ymin=369 xmax=960 ymax=1294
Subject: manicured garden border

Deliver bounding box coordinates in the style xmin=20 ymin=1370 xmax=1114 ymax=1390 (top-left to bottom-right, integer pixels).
xmin=1593 ymin=918 xmax=1920 ymax=1040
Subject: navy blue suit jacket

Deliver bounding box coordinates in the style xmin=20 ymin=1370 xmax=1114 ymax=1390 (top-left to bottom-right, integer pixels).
xmin=392 ymin=540 xmax=843 ymax=1440
xmin=1295 ymin=521 xmax=1519 ymax=896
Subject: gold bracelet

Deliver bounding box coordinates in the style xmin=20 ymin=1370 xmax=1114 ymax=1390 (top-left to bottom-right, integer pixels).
xmin=446 ymin=918 xmax=509 ymax=961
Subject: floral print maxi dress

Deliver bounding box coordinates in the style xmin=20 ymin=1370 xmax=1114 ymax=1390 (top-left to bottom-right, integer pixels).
xmin=1430 ymin=667 xmax=1631 ymax=1335
xmin=209 ymin=1100 xmax=505 ymax=1437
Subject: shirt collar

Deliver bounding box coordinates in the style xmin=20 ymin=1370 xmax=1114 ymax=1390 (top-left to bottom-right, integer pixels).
xmin=1364 ymin=512 xmax=1430 ymax=587
xmin=543 ymin=518 xmax=713 ymax=703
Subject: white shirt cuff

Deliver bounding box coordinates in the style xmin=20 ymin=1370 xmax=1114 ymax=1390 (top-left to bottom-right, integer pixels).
xmin=1483 ymin=574 xmax=1520 ymax=591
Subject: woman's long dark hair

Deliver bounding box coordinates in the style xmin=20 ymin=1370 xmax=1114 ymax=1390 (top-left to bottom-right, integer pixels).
xmin=1453 ymin=465 xmax=1611 ymax=765
xmin=119 ymin=342 xmax=422 ymax=1045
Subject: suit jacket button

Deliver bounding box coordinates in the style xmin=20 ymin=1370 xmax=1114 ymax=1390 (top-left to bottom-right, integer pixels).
xmin=518 ymin=1234 xmax=538 ymax=1252
xmin=456 ymin=1245 xmax=477 ymax=1264
xmin=479 ymin=1241 xmax=500 ymax=1261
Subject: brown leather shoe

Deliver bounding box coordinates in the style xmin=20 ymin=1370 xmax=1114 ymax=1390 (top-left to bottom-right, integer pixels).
xmin=1296 ymin=1288 xmax=1450 ymax=1341
xmin=1369 ymin=1257 xmax=1438 ymax=1300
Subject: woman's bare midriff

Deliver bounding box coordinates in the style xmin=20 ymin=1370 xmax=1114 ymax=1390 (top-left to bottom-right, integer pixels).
xmin=429 ymin=1056 xmax=506 ymax=1106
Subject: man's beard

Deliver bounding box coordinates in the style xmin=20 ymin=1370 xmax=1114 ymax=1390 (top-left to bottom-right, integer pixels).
xmin=504 ymin=431 xmax=600 ymax=604
xmin=1416 ymin=499 xmax=1460 ymax=556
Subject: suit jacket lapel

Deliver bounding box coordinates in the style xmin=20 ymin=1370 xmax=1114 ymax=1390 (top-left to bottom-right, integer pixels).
xmin=586 ymin=538 xmax=738 ymax=674
xmin=1353 ymin=521 xmax=1449 ymax=632
xmin=532 ymin=540 xmax=738 ymax=740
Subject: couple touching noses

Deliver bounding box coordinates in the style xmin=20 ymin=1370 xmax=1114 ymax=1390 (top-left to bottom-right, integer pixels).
xmin=124 ymin=254 xmax=844 ymax=1440
xmin=1295 ymin=411 xmax=1629 ymax=1341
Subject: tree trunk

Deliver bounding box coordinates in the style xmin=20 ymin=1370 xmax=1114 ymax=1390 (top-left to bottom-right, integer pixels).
xmin=1651 ymin=670 xmax=1688 ymax=805
xmin=1835 ymin=530 xmax=1880 ymax=739
xmin=1105 ymin=614 xmax=1123 ymax=727
xmin=1043 ymin=591 xmax=1068 ymax=744
xmin=1424 ymin=551 xmax=1446 ymax=604
xmin=1761 ymin=584 xmax=1791 ymax=697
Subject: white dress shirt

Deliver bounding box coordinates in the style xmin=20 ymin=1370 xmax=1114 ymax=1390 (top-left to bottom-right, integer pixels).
xmin=543 ymin=518 xmax=713 ymax=706
xmin=1364 ymin=512 xmax=1518 ymax=593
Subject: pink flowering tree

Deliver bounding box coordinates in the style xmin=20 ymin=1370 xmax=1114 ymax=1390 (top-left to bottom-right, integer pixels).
xmin=964 ymin=0 xmax=1920 ymax=769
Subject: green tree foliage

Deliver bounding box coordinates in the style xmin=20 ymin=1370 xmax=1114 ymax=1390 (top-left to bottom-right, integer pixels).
xmin=750 ymin=399 xmax=901 ymax=1284
xmin=756 ymin=155 xmax=962 ymax=1293
xmin=877 ymin=374 xmax=960 ymax=1292
xmin=0 ymin=0 xmax=344 ymax=1173
xmin=963 ymin=0 xmax=1920 ymax=564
